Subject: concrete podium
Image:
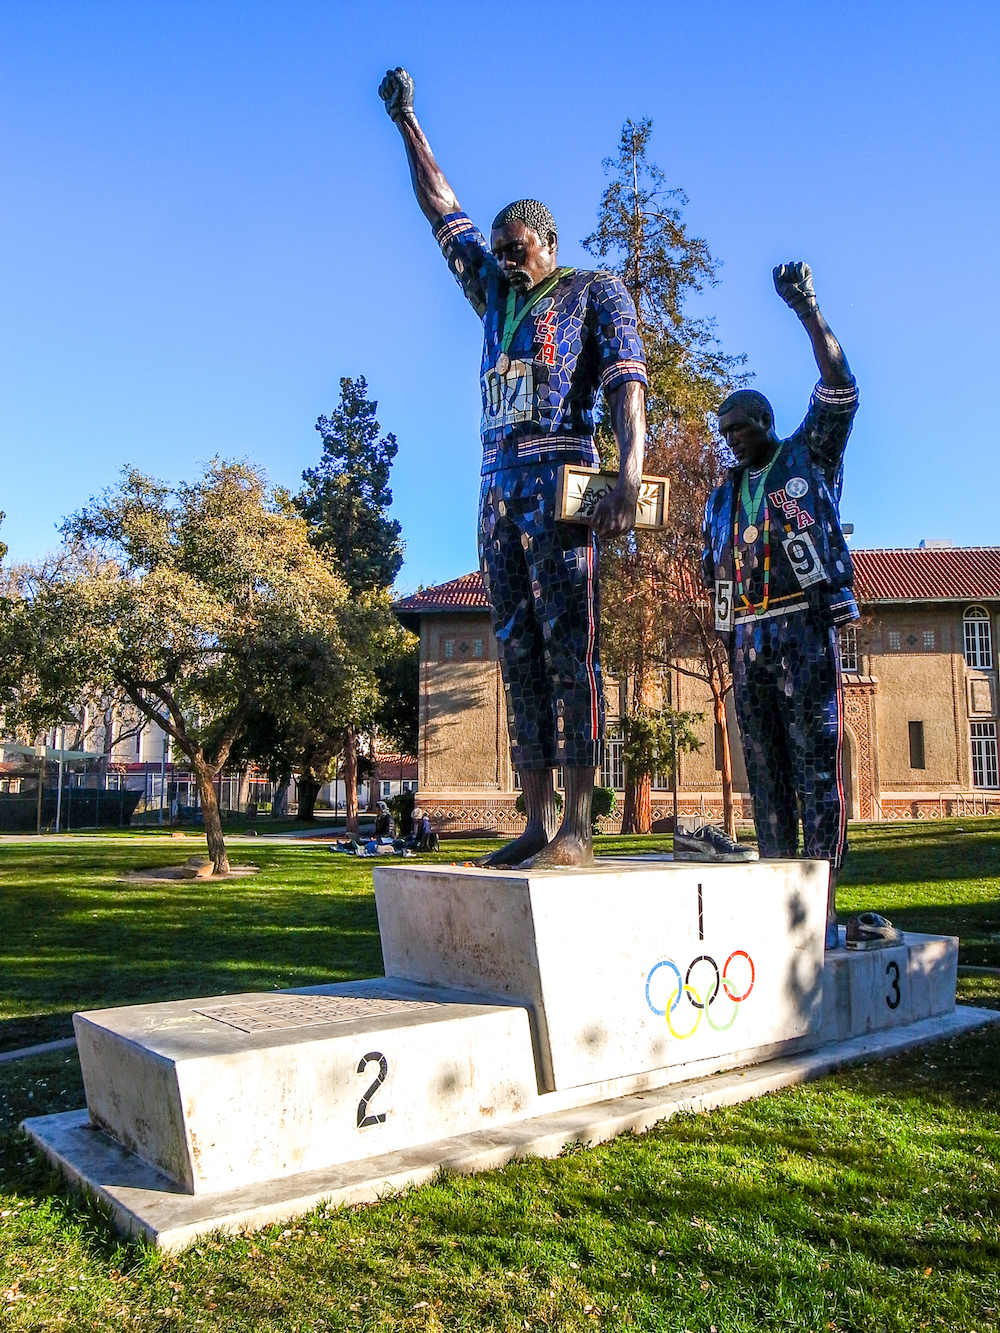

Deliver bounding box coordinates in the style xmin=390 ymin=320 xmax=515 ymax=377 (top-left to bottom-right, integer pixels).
xmin=22 ymin=859 xmax=993 ymax=1249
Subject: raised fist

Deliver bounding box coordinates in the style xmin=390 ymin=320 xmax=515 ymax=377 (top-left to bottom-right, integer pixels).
xmin=378 ymin=67 xmax=415 ymax=123
xmin=773 ymin=262 xmax=819 ymax=318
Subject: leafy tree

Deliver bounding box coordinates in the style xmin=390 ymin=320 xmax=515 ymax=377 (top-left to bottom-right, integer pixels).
xmin=11 ymin=460 xmax=353 ymax=872
xmin=583 ymin=118 xmax=743 ymax=430
xmin=585 ymin=119 xmax=746 ymax=832
xmin=296 ymin=376 xmax=407 ymax=830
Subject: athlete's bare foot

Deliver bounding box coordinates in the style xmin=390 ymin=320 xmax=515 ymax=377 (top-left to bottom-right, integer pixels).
xmin=519 ymin=830 xmax=595 ymax=869
xmin=475 ymin=826 xmax=549 ymax=869
xmin=477 ymin=768 xmax=559 ymax=868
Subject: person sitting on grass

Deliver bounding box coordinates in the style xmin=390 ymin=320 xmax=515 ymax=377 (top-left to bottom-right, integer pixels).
xmin=374 ymin=801 xmax=395 ymax=839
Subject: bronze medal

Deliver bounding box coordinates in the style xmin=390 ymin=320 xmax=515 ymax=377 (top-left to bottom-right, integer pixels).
xmin=495 ymin=352 xmax=511 ymax=376
xmin=743 ymin=524 xmax=759 ymax=544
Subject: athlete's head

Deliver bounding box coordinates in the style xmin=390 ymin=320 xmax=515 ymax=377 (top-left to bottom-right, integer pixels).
xmin=491 ymin=199 xmax=559 ymax=293
xmin=717 ymin=389 xmax=777 ymax=468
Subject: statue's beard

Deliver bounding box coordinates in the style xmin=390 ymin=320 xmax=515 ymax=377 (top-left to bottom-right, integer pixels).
xmin=507 ymin=267 xmax=533 ymax=292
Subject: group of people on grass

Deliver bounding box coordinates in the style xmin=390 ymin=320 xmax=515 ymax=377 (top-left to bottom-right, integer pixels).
xmin=332 ymin=801 xmax=439 ymax=858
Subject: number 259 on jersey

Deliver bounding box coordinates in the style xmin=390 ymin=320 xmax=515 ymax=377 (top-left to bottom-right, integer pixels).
xmin=780 ymin=530 xmax=826 ymax=589
xmin=714 ymin=580 xmax=734 ymax=632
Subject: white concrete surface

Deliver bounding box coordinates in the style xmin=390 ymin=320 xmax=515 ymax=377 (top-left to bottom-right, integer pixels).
xmin=374 ymin=859 xmax=828 ymax=1091
xmin=23 ymin=1005 xmax=997 ymax=1252
xmin=817 ymin=932 xmax=958 ymax=1043
xmin=74 ymin=984 xmax=537 ymax=1193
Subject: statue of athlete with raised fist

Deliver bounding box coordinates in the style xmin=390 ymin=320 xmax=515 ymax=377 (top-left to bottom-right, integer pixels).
xmin=703 ymin=262 xmax=859 ymax=947
xmin=379 ymin=66 xmax=648 ymax=868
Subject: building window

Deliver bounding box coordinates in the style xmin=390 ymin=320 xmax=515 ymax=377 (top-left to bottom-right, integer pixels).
xmin=443 ymin=638 xmax=454 ymax=659
xmin=964 ymin=607 xmax=993 ymax=669
xmin=601 ymin=727 xmax=625 ymax=791
xmin=839 ymin=626 xmax=858 ymax=673
xmin=401 ymin=780 xmax=418 ymax=793
xmin=971 ymin=721 xmax=999 ymax=789
xmin=380 ymin=781 xmax=392 ymax=798
xmin=908 ymin=721 xmax=925 ymax=770
xmin=473 ymin=638 xmax=484 ymax=659
xmin=923 ymin=630 xmax=935 ymax=650
xmin=888 ymin=630 xmax=901 ymax=651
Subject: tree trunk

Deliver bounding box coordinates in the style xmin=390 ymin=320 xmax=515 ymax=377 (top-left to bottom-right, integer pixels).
xmin=713 ymin=686 xmax=736 ymax=838
xmin=344 ymin=728 xmax=359 ymax=834
xmin=193 ymin=761 xmax=230 ymax=874
xmin=237 ymin=768 xmax=252 ymax=814
xmin=271 ymin=774 xmax=290 ymax=818
xmin=297 ymin=777 xmax=320 ymax=822
xmin=621 ymin=771 xmax=652 ymax=834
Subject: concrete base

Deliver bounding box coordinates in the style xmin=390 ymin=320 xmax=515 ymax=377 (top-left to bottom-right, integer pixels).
xmin=23 ymin=1006 xmax=997 ymax=1252
xmin=374 ymin=860 xmax=830 ymax=1091
xmin=17 ymin=860 xmax=971 ymax=1247
xmin=73 ymin=985 xmax=538 ymax=1193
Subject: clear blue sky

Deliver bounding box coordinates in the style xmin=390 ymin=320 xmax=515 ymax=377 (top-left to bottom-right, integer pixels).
xmin=2 ymin=1 xmax=997 ymax=591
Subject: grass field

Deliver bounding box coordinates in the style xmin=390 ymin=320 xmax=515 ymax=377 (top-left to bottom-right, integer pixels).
xmin=1 ymin=819 xmax=998 ymax=1330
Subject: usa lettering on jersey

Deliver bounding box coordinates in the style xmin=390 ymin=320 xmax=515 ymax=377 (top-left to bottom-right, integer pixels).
xmin=769 ymin=488 xmax=815 ymax=531
xmin=535 ymin=304 xmax=558 ymax=367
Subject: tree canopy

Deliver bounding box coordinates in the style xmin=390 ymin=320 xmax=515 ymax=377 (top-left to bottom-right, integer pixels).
xmin=5 ymin=459 xmax=360 ymax=870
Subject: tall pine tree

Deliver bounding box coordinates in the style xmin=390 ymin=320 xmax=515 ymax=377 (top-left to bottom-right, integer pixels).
xmin=585 ymin=120 xmax=746 ymax=834
xmin=299 ymin=376 xmax=403 ymax=595
xmin=297 ymin=377 xmax=408 ymax=828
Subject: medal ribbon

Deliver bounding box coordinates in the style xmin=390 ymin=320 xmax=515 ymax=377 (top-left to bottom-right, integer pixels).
xmin=499 ymin=267 xmax=574 ymax=359
xmin=733 ymin=501 xmax=771 ymax=615
xmin=739 ymin=448 xmax=780 ymax=532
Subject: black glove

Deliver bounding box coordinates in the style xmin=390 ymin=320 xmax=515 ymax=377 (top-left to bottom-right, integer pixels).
xmin=378 ymin=67 xmax=415 ymax=123
xmin=773 ymin=261 xmax=819 ymax=318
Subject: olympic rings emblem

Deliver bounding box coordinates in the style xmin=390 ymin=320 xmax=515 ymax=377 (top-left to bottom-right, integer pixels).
xmin=645 ymin=950 xmax=755 ymax=1040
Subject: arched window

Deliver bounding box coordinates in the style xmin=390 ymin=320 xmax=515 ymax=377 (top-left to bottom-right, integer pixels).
xmin=964 ymin=606 xmax=993 ymax=670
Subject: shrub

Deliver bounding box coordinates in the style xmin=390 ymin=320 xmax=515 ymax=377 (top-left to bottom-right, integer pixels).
xmin=591 ymin=785 xmax=617 ymax=832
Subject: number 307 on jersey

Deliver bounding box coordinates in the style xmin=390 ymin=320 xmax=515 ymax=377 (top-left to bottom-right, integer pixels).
xmin=481 ymin=359 xmax=533 ymax=431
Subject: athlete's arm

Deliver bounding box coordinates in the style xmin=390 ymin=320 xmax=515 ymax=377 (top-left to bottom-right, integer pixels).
xmin=592 ymin=382 xmax=647 ymax=538
xmin=379 ymin=68 xmax=460 ymax=226
xmin=773 ymin=262 xmax=852 ymax=388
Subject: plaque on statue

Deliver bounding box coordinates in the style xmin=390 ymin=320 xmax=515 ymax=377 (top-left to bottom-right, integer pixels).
xmin=556 ymin=465 xmax=669 ymax=529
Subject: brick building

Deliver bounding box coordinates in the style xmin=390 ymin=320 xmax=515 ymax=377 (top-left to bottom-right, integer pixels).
xmin=394 ymin=547 xmax=1000 ymax=834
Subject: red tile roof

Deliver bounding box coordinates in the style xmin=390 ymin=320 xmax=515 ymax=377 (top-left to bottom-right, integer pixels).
xmin=395 ymin=573 xmax=490 ymax=626
xmin=852 ymin=548 xmax=1000 ymax=603
xmin=374 ymin=752 xmax=417 ymax=776
xmin=396 ymin=549 xmax=1000 ymax=624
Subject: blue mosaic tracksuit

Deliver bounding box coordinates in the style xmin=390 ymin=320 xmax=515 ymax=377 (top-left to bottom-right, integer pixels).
xmin=702 ymin=380 xmax=860 ymax=867
xmin=434 ymin=212 xmax=646 ymax=770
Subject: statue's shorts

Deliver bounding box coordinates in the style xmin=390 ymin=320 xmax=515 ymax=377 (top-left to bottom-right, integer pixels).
xmin=732 ymin=607 xmax=847 ymax=869
xmin=478 ymin=464 xmax=604 ymax=771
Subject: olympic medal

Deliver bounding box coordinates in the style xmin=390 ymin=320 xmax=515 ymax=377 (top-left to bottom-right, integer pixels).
xmin=742 ymin=524 xmax=759 ymax=544
xmin=495 ymin=352 xmax=511 ymax=376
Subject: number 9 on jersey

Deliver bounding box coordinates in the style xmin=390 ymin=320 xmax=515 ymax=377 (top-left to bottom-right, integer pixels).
xmin=715 ymin=579 xmax=734 ymax=632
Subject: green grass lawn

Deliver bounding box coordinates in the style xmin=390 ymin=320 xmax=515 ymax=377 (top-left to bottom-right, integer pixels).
xmin=0 ymin=820 xmax=998 ymax=1330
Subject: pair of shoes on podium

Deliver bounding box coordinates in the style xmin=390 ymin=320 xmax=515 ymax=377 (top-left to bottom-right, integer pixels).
xmin=845 ymin=911 xmax=903 ymax=950
xmin=673 ymin=825 xmax=760 ymax=862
